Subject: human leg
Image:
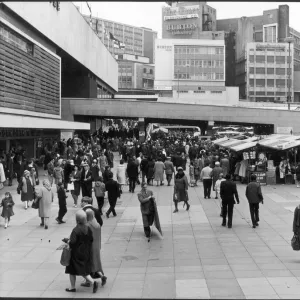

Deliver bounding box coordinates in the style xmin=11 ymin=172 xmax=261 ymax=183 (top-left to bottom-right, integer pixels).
xmin=222 ymin=201 xmax=227 ymax=225
xmin=4 ymin=218 xmax=8 ymax=228
xmin=44 ymin=217 xmax=49 ymax=229
xmin=203 ymin=179 xmax=208 ymax=198
xmin=227 ymin=203 xmax=234 ymax=228
xmin=249 ymin=203 xmax=256 ymax=226
xmin=96 ymin=196 xmax=104 ymax=215
xmin=207 ymin=179 xmax=212 ymax=198
xmin=144 ymin=226 xmax=151 ymax=238
xmin=173 ymin=201 xmax=178 ymax=213
xmin=67 ymin=274 xmax=76 ymax=290
xmin=254 ymin=203 xmax=259 ymax=224
xmin=40 ymin=217 xmax=44 ymax=226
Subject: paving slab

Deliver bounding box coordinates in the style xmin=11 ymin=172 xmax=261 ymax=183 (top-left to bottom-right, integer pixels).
xmin=1 ymin=155 xmax=300 ymax=298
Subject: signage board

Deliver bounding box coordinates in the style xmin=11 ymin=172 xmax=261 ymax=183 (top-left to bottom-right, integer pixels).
xmin=164 ymin=14 xmax=199 ymax=21
xmin=252 ymin=172 xmax=267 ymax=185
xmin=157 ymin=45 xmax=172 ymax=51
xmin=276 ymin=127 xmax=293 ymax=134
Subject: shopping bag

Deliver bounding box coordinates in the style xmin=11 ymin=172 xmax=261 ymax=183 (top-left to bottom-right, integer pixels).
xmin=291 ymin=234 xmax=300 ymax=251
xmin=60 ymin=244 xmax=71 ymax=266
xmin=31 ymin=198 xmax=40 ymax=209
xmin=67 ymin=182 xmax=74 ymax=191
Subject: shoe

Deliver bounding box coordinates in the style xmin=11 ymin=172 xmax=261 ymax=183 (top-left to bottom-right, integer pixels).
xmin=101 ymin=276 xmax=107 ymax=286
xmin=222 ymin=223 xmax=226 ymax=227
xmin=173 ymin=209 xmax=178 ymax=213
xmin=129 ymin=190 xmax=132 ymax=192
xmin=66 ymin=288 xmax=76 ymax=292
xmin=113 ymin=213 xmax=117 ymax=217
xmin=186 ymin=203 xmax=190 ymax=211
xmin=215 ymin=197 xmax=218 ymax=199
xmin=93 ymin=281 xmax=99 ymax=293
xmin=204 ymin=197 xmax=207 ymax=199
xmin=56 ymin=218 xmax=62 ymax=224
xmin=256 ymin=223 xmax=259 ymax=226
xmin=208 ymin=197 xmax=211 ymax=199
xmin=25 ymin=207 xmax=28 ymax=210
xmin=220 ymin=213 xmax=223 ymax=217
xmin=81 ymin=282 xmax=91 ymax=287
xmin=40 ymin=223 xmax=44 ymax=227
xmin=252 ymin=225 xmax=256 ymax=228
xmin=4 ymin=224 xmax=7 ymax=229
xmin=61 ymin=220 xmax=66 ymax=224
xmin=45 ymin=225 xmax=48 ymax=230
xmin=106 ymin=214 xmax=109 ymax=218
xmin=74 ymin=205 xmax=77 ymax=208
xmin=228 ymin=225 xmax=232 ymax=229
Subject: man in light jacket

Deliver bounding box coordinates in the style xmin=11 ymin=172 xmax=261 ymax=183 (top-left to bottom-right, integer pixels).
xmin=200 ymin=162 xmax=213 ymax=199
xmin=164 ymin=157 xmax=175 ymax=186
xmin=245 ymin=174 xmax=263 ymax=228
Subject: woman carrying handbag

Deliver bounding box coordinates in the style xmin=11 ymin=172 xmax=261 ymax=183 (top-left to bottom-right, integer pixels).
xmin=292 ymin=204 xmax=300 ymax=251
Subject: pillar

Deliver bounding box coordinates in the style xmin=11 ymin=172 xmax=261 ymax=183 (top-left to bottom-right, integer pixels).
xmin=138 ymin=118 xmax=145 ymax=142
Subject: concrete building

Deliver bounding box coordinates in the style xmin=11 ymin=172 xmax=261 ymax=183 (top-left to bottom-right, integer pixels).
xmin=162 ymin=1 xmax=217 ymax=39
xmin=217 ymin=4 xmax=300 ymax=102
xmin=237 ymin=42 xmax=294 ymax=103
xmin=83 ymin=15 xmax=157 ymax=64
xmin=115 ymin=54 xmax=154 ymax=94
xmin=154 ymin=38 xmax=238 ymax=103
xmin=0 ymin=2 xmax=118 ymax=157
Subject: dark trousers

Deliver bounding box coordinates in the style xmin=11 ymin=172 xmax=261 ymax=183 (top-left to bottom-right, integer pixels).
xmin=144 ymin=226 xmax=151 ymax=238
xmin=82 ymin=184 xmax=92 ymax=198
xmin=166 ymin=174 xmax=172 ymax=185
xmin=58 ymin=204 xmax=67 ymax=221
xmin=203 ymin=179 xmax=212 ymax=198
xmin=249 ymin=203 xmax=259 ymax=225
xmin=106 ymin=197 xmax=117 ymax=216
xmin=96 ymin=196 xmax=104 ymax=214
xmin=222 ymin=201 xmax=234 ymax=226
xmin=129 ymin=177 xmax=136 ymax=192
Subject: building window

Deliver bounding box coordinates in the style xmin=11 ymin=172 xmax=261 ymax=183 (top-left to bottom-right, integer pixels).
xmin=256 ymin=79 xmax=265 ymax=87
xmin=275 ymin=68 xmax=285 ymax=75
xmin=249 ymin=55 xmax=254 ymax=63
xmin=276 ymin=79 xmax=285 ymax=87
xmin=249 ymin=67 xmax=254 ymax=74
xmin=275 ymin=56 xmax=285 ymax=64
xmin=249 ymin=79 xmax=254 ymax=86
xmin=264 ymin=25 xmax=277 ymax=43
xmin=267 ymin=68 xmax=274 ymax=74
xmin=256 ymin=68 xmax=265 ymax=74
xmin=150 ymin=69 xmax=153 ymax=75
xmin=143 ymin=68 xmax=146 ymax=73
xmin=0 ymin=22 xmax=33 ymax=55
xmin=267 ymin=56 xmax=274 ymax=63
xmin=256 ymin=55 xmax=265 ymax=63
xmin=267 ymin=79 xmax=274 ymax=86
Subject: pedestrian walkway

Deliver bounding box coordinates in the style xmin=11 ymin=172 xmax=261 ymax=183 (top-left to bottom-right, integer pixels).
xmin=0 ymin=159 xmax=300 ymax=298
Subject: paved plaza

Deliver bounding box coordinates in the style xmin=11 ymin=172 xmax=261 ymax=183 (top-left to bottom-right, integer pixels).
xmin=1 ymin=157 xmax=300 ymax=299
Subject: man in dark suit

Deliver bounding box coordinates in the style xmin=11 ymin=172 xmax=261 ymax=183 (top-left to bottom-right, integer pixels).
xmin=105 ymin=172 xmax=120 ymax=218
xmin=81 ymin=163 xmax=93 ymax=198
xmin=220 ymin=174 xmax=239 ymax=228
xmin=126 ymin=157 xmax=139 ymax=193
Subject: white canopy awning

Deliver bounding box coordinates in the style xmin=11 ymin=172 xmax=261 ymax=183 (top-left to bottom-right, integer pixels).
xmin=230 ymin=141 xmax=258 ymax=152
xmin=212 ymin=137 xmax=229 ymax=145
xmin=258 ymin=134 xmax=300 ymax=150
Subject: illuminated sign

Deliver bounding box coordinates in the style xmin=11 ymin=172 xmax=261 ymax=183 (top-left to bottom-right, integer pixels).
xmin=164 ymin=14 xmax=199 ymax=21
xmin=157 ymin=45 xmax=172 ymax=51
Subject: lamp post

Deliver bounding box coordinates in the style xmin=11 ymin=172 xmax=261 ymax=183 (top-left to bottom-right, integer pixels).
xmin=177 ymin=69 xmax=180 ymax=98
xmin=285 ymin=36 xmax=294 ymax=110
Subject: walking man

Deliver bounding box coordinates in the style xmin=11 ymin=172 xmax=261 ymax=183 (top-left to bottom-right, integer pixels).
xmin=164 ymin=157 xmax=175 ymax=186
xmin=81 ymin=163 xmax=93 ymax=198
xmin=200 ymin=162 xmax=213 ymax=199
xmin=220 ymin=174 xmax=239 ymax=228
xmin=245 ymin=174 xmax=263 ymax=228
xmin=105 ymin=172 xmax=120 ymax=218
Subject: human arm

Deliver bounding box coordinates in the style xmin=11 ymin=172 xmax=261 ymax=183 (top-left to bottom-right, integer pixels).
xmin=257 ymin=184 xmax=263 ymax=204
xmin=233 ymin=183 xmax=239 ymax=204
xmin=138 ymin=191 xmax=153 ymax=204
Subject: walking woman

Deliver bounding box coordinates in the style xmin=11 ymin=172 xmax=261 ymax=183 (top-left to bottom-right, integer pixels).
xmin=173 ymin=167 xmax=190 ymax=213
xmin=147 ymin=157 xmax=155 ymax=185
xmin=17 ymin=170 xmax=34 ymax=210
xmin=70 ymin=165 xmax=81 ymax=208
xmin=293 ymin=204 xmax=300 ymax=237
xmin=81 ymin=209 xmax=107 ymax=287
xmin=37 ymin=179 xmax=54 ymax=230
xmin=65 ymin=210 xmax=99 ymax=293
xmin=137 ymin=182 xmax=155 ymax=239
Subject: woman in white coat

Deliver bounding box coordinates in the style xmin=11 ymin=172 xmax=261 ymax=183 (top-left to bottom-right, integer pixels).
xmin=116 ymin=159 xmax=126 ymax=192
xmin=0 ymin=158 xmax=6 ymax=187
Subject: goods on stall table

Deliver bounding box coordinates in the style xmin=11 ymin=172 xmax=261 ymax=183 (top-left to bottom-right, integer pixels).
xmin=243 ymin=152 xmax=249 ymax=160
xmin=250 ymin=151 xmax=256 ymax=159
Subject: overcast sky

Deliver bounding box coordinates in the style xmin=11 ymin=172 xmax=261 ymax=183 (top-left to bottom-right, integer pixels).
xmin=74 ymin=1 xmax=300 ymax=37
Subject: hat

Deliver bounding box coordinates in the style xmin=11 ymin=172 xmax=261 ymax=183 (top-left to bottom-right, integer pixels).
xmin=177 ymin=167 xmax=183 ymax=171
xmin=215 ymin=162 xmax=220 ymax=165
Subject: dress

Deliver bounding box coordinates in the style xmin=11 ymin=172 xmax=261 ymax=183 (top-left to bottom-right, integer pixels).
xmin=116 ymin=164 xmax=126 ymax=185
xmin=20 ymin=177 xmax=34 ymax=202
xmin=154 ymin=161 xmax=165 ymax=182
xmin=65 ymin=225 xmax=93 ymax=276
xmin=147 ymin=161 xmax=155 ymax=180
xmin=71 ymin=170 xmax=81 ymax=196
xmin=1 ymin=197 xmax=14 ymax=218
xmin=37 ymin=186 xmax=54 ymax=218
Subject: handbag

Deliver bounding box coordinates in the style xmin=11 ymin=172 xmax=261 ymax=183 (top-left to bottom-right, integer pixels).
xmin=60 ymin=244 xmax=71 ymax=266
xmin=291 ymin=234 xmax=300 ymax=251
xmin=67 ymin=182 xmax=74 ymax=191
xmin=35 ymin=178 xmax=40 ymax=185
xmin=32 ymin=198 xmax=39 ymax=209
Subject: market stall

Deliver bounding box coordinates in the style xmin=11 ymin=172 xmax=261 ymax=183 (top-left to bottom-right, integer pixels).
xmin=257 ymin=135 xmax=300 ymax=185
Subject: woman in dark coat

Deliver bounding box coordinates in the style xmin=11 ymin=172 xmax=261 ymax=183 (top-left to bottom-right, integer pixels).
xmin=65 ymin=210 xmax=99 ymax=293
xmin=173 ymin=167 xmax=190 ymax=213
xmin=293 ymin=204 xmax=300 ymax=235
xmin=70 ymin=165 xmax=81 ymax=208
xmin=147 ymin=158 xmax=155 ymax=185
xmin=17 ymin=170 xmax=34 ymax=210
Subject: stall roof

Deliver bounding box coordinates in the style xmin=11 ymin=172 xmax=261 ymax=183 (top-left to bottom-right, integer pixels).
xmin=258 ymin=135 xmax=300 ymax=150
xmin=212 ymin=137 xmax=229 ymax=145
xmin=230 ymin=141 xmax=258 ymax=152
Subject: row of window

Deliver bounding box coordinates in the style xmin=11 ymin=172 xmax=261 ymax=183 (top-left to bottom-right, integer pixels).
xmin=249 ymin=55 xmax=290 ymax=63
xmin=0 ymin=23 xmax=33 ymax=55
xmin=97 ymin=86 xmax=113 ymax=99
xmin=249 ymin=78 xmax=290 ymax=87
xmin=174 ymin=72 xmax=224 ymax=80
xmin=249 ymin=67 xmax=288 ymax=75
xmin=174 ymin=46 xmax=224 ymax=55
xmin=143 ymin=68 xmax=153 ymax=74
xmin=174 ymin=59 xmax=224 ymax=67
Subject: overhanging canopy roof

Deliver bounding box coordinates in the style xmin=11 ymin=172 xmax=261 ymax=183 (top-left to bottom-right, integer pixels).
xmin=0 ymin=114 xmax=90 ymax=130
xmin=258 ymin=134 xmax=300 ymax=150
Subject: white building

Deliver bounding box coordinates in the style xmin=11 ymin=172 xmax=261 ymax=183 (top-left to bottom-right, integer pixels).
xmin=154 ymin=38 xmax=239 ymax=105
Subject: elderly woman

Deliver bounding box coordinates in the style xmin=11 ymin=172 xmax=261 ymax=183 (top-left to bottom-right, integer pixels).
xmin=137 ymin=182 xmax=155 ymax=239
xmin=173 ymin=167 xmax=190 ymax=213
xmin=17 ymin=170 xmax=34 ymax=210
xmin=36 ymin=179 xmax=54 ymax=229
xmin=65 ymin=210 xmax=99 ymax=293
xmin=154 ymin=158 xmax=165 ymax=186
xmin=116 ymin=159 xmax=126 ymax=192
xmin=293 ymin=204 xmax=300 ymax=236
xmin=81 ymin=209 xmax=107 ymax=287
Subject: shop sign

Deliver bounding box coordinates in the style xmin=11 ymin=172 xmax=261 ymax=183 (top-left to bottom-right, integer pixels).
xmin=276 ymin=127 xmax=293 ymax=134
xmin=164 ymin=14 xmax=199 ymax=21
xmin=167 ymin=23 xmax=197 ymax=31
xmin=49 ymin=1 xmax=60 ymax=11
xmin=252 ymin=172 xmax=267 ymax=185
xmin=157 ymin=45 xmax=172 ymax=51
